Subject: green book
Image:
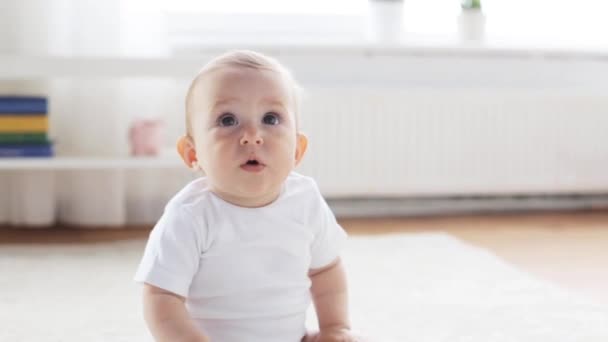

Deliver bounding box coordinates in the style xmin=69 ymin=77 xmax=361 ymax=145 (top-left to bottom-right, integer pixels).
xmin=0 ymin=133 xmax=49 ymax=144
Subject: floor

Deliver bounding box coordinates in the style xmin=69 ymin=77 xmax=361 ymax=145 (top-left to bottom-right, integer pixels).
xmin=343 ymin=211 xmax=608 ymax=304
xmin=1 ymin=210 xmax=607 ymax=304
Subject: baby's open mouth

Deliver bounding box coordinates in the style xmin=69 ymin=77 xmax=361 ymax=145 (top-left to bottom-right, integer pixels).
xmin=241 ymin=158 xmax=265 ymax=172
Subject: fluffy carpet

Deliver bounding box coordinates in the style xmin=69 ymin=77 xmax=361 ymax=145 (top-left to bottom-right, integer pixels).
xmin=1 ymin=233 xmax=607 ymax=342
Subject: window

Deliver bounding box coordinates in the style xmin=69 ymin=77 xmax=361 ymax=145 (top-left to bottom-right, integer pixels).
xmin=160 ymin=0 xmax=368 ymax=52
xmin=150 ymin=0 xmax=608 ymax=52
xmin=160 ymin=0 xmax=366 ymax=15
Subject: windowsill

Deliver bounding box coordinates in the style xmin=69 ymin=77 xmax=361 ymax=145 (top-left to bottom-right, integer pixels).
xmin=169 ymin=37 xmax=608 ymax=60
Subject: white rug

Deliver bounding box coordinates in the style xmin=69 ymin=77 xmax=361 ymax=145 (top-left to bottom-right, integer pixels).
xmin=1 ymin=233 xmax=607 ymax=342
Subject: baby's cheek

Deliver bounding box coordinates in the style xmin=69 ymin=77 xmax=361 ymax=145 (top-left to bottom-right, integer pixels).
xmin=270 ymin=131 xmax=296 ymax=148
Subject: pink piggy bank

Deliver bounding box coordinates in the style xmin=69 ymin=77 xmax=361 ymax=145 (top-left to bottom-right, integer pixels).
xmin=129 ymin=119 xmax=164 ymax=156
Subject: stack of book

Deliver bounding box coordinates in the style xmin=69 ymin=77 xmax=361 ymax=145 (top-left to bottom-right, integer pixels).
xmin=0 ymin=96 xmax=53 ymax=157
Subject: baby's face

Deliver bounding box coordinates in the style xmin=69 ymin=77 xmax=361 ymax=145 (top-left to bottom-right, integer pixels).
xmin=189 ymin=66 xmax=303 ymax=207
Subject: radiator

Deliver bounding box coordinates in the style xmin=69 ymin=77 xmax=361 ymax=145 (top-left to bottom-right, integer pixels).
xmin=298 ymin=88 xmax=608 ymax=197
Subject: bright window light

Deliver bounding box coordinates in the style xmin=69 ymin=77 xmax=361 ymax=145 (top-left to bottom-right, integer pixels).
xmin=159 ymin=0 xmax=366 ymax=15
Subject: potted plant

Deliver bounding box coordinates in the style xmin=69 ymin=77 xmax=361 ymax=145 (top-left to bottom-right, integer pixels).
xmin=461 ymin=0 xmax=482 ymax=10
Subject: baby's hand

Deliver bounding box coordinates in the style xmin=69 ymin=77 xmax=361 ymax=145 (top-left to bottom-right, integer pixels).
xmin=302 ymin=328 xmax=369 ymax=342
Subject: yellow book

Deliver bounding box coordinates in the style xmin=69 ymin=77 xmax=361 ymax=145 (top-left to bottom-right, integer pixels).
xmin=0 ymin=116 xmax=48 ymax=133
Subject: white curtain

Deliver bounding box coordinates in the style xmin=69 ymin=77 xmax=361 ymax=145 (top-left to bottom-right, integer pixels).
xmin=0 ymin=0 xmax=195 ymax=227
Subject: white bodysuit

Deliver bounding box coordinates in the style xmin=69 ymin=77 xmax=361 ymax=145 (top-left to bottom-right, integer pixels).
xmin=134 ymin=172 xmax=347 ymax=342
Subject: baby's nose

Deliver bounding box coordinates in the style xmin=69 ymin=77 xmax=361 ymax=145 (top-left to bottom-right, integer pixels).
xmin=240 ymin=129 xmax=263 ymax=145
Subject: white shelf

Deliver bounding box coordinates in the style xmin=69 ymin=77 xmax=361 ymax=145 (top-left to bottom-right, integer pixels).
xmin=0 ymin=156 xmax=184 ymax=170
xmin=0 ymin=55 xmax=202 ymax=79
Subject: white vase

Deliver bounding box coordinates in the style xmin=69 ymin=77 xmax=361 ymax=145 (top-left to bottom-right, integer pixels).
xmin=457 ymin=9 xmax=486 ymax=41
xmin=367 ymin=0 xmax=404 ymax=43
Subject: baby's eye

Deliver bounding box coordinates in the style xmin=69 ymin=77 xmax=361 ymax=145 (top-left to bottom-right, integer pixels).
xmin=218 ymin=113 xmax=238 ymax=127
xmin=262 ymin=112 xmax=280 ymax=125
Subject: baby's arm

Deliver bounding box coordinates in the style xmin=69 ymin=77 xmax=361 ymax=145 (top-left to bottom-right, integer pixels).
xmin=143 ymin=283 xmax=209 ymax=342
xmin=309 ymin=257 xmax=351 ymax=335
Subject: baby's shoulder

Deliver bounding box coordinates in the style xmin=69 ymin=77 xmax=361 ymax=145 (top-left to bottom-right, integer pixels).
xmin=285 ymin=172 xmax=320 ymax=196
xmin=283 ymin=172 xmax=326 ymax=209
xmin=165 ymin=177 xmax=215 ymax=213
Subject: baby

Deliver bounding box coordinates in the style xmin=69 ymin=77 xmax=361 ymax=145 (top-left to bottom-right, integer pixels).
xmin=135 ymin=50 xmax=360 ymax=342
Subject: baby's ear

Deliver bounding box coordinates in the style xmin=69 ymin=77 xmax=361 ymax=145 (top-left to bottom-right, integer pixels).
xmin=177 ymin=135 xmax=198 ymax=169
xmin=294 ymin=133 xmax=308 ymax=167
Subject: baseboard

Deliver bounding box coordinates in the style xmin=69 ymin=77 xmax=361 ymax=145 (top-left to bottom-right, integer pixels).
xmin=327 ymin=194 xmax=608 ymax=218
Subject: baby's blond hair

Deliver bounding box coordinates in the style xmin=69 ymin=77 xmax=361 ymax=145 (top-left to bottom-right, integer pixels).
xmin=185 ymin=50 xmax=301 ymax=137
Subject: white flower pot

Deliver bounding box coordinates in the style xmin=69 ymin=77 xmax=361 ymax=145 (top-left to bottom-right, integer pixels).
xmin=458 ymin=9 xmax=486 ymax=41
xmin=367 ymin=0 xmax=404 ymax=43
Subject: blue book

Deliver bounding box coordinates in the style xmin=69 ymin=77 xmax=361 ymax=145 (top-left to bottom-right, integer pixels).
xmin=0 ymin=144 xmax=53 ymax=157
xmin=0 ymin=96 xmax=48 ymax=114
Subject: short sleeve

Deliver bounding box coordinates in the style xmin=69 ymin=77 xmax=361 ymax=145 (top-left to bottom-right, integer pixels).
xmin=309 ymin=189 xmax=348 ymax=270
xmin=134 ymin=205 xmax=205 ymax=297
